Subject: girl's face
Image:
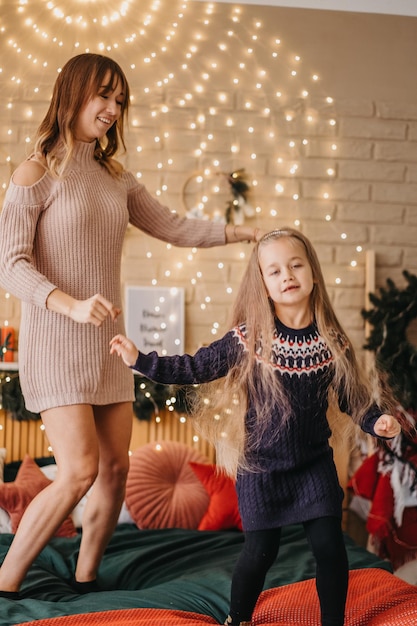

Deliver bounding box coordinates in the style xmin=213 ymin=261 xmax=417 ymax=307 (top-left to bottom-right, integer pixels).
xmin=258 ymin=237 xmax=315 ymax=321
xmin=74 ymin=72 xmax=125 ymax=143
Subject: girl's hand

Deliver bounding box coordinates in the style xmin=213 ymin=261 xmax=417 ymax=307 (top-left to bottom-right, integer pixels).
xmin=374 ymin=414 xmax=402 ymax=439
xmin=110 ymin=334 xmax=139 ymax=367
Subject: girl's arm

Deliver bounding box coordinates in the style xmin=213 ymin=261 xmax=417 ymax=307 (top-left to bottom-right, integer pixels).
xmin=110 ymin=331 xmax=241 ymax=385
xmin=336 ymin=388 xmax=401 ymax=440
xmin=345 ymin=401 xmax=401 ymax=440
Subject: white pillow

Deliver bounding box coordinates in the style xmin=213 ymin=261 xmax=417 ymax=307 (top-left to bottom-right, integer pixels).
xmin=0 ymin=449 xmax=12 ymax=533
xmin=40 ymin=464 xmax=134 ymax=528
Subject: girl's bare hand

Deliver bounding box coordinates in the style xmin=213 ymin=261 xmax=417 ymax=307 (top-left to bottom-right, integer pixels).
xmin=110 ymin=334 xmax=139 ymax=367
xmin=374 ymin=414 xmax=402 ymax=439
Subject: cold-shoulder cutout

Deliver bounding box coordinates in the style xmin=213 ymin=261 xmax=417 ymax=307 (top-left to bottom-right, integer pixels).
xmin=12 ymin=156 xmax=47 ymax=187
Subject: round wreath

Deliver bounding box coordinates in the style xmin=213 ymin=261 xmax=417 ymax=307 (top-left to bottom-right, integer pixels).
xmin=362 ymin=270 xmax=417 ymax=411
xmin=182 ymin=168 xmax=254 ymax=224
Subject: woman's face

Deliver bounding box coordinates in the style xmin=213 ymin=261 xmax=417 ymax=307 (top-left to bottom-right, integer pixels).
xmin=74 ymin=72 xmax=125 ymax=142
xmin=258 ymin=236 xmax=315 ymax=321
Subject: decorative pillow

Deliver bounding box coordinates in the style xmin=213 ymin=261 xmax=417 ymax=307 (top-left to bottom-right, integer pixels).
xmin=3 ymin=455 xmax=56 ymax=483
xmin=189 ymin=462 xmax=242 ymax=531
xmin=125 ymin=441 xmax=210 ymax=530
xmin=68 ymin=487 xmax=134 ymax=528
xmin=0 ymin=454 xmax=77 ymax=537
xmin=0 ymin=448 xmax=12 ymax=533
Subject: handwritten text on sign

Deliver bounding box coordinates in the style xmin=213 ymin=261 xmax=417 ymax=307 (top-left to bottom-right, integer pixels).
xmin=125 ymin=286 xmax=184 ymax=355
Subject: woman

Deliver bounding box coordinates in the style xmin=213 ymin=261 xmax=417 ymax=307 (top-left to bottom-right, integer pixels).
xmin=0 ymin=52 xmax=262 ymax=597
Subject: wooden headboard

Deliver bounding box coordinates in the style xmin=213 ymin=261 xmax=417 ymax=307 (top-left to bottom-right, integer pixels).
xmin=0 ymin=406 xmax=215 ymax=464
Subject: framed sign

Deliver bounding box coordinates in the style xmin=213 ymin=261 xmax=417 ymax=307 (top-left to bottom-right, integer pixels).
xmin=125 ymin=286 xmax=185 ymax=355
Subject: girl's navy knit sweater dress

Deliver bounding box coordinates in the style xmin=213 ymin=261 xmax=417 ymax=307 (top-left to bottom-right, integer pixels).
xmin=133 ymin=318 xmax=382 ymax=531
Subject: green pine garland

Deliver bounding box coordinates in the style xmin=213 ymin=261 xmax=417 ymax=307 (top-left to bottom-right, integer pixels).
xmin=362 ymin=270 xmax=417 ymax=411
xmin=0 ymin=373 xmax=40 ymax=421
xmin=0 ymin=371 xmax=195 ymax=422
xmin=133 ymin=375 xmax=196 ymax=421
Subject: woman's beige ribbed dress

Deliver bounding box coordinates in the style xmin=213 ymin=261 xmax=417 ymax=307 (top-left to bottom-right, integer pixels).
xmin=0 ymin=141 xmax=226 ymax=414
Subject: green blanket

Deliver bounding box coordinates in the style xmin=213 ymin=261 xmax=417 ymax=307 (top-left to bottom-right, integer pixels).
xmin=0 ymin=524 xmax=391 ymax=626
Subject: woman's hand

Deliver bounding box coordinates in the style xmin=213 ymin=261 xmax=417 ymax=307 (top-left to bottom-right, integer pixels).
xmin=110 ymin=334 xmax=139 ymax=367
xmin=374 ymin=414 xmax=402 ymax=438
xmin=70 ymin=294 xmax=121 ymax=326
xmin=46 ymin=289 xmax=121 ymax=326
xmin=225 ymin=224 xmax=266 ymax=243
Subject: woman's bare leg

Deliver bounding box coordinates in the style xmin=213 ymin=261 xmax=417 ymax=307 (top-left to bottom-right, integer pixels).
xmin=74 ymin=402 xmax=132 ymax=583
xmin=0 ymin=404 xmax=99 ymax=592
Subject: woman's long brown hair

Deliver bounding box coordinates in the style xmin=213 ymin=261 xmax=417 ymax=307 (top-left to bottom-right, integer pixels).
xmin=33 ymin=53 xmax=130 ymax=178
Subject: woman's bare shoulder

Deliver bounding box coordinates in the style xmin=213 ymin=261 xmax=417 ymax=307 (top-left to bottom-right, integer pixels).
xmin=12 ymin=155 xmax=48 ymax=187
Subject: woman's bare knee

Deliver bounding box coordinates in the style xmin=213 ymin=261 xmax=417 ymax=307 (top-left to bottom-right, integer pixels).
xmin=97 ymin=458 xmax=129 ymax=492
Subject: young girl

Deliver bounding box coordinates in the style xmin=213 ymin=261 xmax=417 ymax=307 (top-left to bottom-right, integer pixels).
xmin=0 ymin=52 xmax=261 ymax=598
xmin=110 ymin=228 xmax=401 ymax=626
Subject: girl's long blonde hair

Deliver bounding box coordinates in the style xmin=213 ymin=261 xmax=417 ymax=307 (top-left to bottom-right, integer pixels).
xmin=192 ymin=228 xmax=393 ymax=477
xmin=33 ymin=53 xmax=130 ymax=178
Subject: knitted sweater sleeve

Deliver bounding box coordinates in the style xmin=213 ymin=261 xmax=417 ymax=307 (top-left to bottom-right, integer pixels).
xmin=133 ymin=330 xmax=242 ymax=385
xmin=338 ymin=393 xmax=389 ymax=439
xmin=124 ymin=172 xmax=226 ymax=248
xmin=0 ymin=176 xmax=57 ymax=307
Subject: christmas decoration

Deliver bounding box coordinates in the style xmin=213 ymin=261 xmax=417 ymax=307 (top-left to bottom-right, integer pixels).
xmin=0 ymin=327 xmax=16 ymax=363
xmin=362 ymin=270 xmax=417 ymax=411
xmin=133 ymin=375 xmax=195 ymax=421
xmin=225 ymin=169 xmax=255 ymax=225
xmin=359 ymin=270 xmax=417 ymax=568
xmin=182 ymin=168 xmax=255 ymax=225
xmin=0 ymin=372 xmax=39 ymax=421
xmin=0 ymin=371 xmax=195 ymax=422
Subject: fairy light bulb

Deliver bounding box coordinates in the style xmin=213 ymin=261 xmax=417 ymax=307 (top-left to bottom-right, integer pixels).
xmin=0 ymin=0 xmax=364 ymax=348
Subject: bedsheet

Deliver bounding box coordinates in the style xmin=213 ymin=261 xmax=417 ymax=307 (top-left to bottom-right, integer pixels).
xmin=0 ymin=524 xmax=392 ymax=626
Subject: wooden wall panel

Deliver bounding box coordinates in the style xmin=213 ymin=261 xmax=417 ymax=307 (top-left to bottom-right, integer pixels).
xmin=0 ymin=408 xmax=215 ymax=464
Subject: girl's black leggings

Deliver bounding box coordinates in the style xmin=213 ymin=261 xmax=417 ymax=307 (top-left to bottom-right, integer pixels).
xmin=227 ymin=516 xmax=348 ymax=626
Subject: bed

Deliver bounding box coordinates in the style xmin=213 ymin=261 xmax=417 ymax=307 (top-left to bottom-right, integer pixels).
xmin=0 ymin=440 xmax=416 ymax=626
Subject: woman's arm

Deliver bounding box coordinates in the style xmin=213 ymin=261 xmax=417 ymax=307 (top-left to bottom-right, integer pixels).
xmin=46 ymin=289 xmax=121 ymax=326
xmin=0 ymin=161 xmax=56 ymax=307
xmin=125 ymin=174 xmax=263 ymax=247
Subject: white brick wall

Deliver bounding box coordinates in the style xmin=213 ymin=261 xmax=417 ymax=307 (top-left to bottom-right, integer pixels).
xmin=3 ymin=93 xmax=417 ymax=357
xmin=1 ymin=4 xmax=417 ymax=363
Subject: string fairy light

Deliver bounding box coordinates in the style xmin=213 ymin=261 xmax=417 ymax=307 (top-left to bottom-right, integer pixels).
xmin=0 ymin=0 xmax=366 ymax=422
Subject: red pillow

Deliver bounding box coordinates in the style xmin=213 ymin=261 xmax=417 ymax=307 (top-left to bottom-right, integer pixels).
xmin=0 ymin=455 xmax=77 ymax=537
xmin=189 ymin=462 xmax=242 ymax=531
